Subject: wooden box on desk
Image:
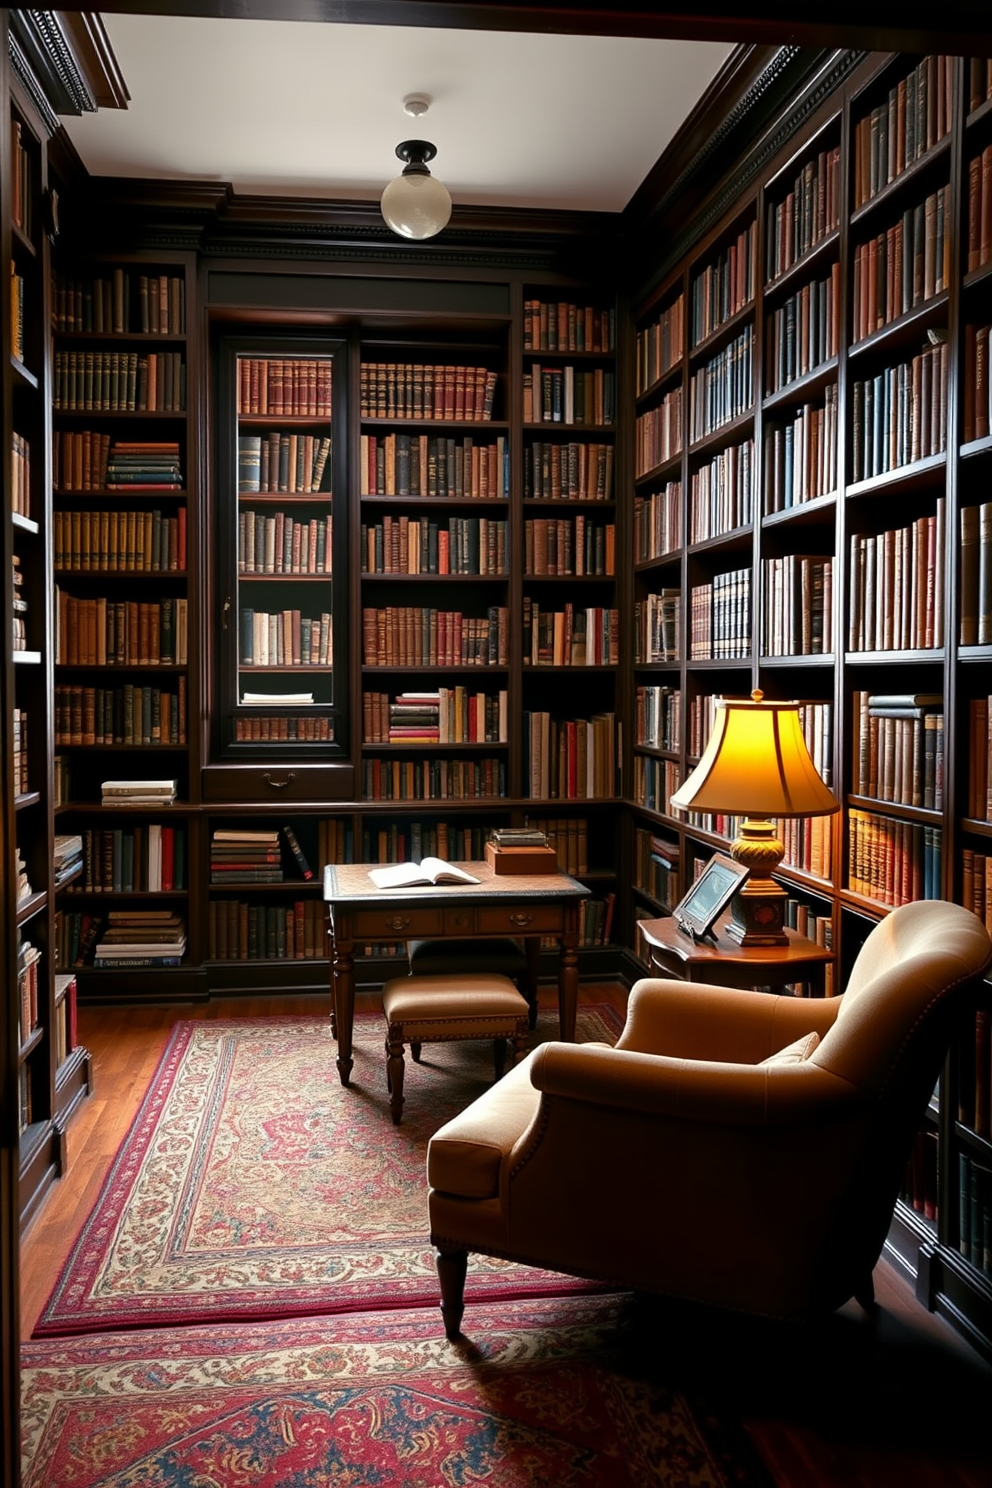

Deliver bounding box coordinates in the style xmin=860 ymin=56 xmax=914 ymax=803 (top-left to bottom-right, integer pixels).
xmin=485 ymin=842 xmax=559 ymax=875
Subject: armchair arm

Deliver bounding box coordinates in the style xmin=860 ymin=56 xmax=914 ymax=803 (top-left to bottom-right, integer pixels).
xmin=616 ymin=977 xmax=842 ymax=1064
xmin=525 ymin=1039 xmax=861 ymax=1127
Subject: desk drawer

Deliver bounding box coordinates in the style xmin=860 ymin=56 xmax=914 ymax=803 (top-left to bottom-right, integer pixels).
xmin=477 ymin=906 xmax=563 ymax=935
xmin=349 ymin=908 xmax=444 ymax=939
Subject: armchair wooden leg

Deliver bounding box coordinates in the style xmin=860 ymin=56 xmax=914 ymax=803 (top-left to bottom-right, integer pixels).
xmin=435 ymin=1246 xmax=468 ymax=1340
xmin=385 ymin=1034 xmax=406 ymax=1124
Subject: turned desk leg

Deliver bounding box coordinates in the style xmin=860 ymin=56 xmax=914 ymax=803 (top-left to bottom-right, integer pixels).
xmin=331 ymin=936 xmax=355 ymax=1087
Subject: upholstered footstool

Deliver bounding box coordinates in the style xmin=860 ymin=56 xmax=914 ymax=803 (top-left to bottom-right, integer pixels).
xmin=407 ymin=937 xmax=536 ymax=1027
xmin=382 ymin=972 xmax=530 ymax=1125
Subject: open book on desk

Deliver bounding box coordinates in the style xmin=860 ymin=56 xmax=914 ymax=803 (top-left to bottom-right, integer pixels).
xmin=367 ymin=858 xmax=481 ymax=889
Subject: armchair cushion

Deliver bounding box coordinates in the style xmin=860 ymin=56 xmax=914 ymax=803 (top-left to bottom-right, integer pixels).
xmin=427 ymin=1055 xmax=541 ymax=1200
xmin=760 ymin=1030 xmax=820 ymax=1065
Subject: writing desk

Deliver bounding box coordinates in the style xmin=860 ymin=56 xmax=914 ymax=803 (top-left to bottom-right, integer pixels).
xmin=637 ymin=914 xmax=835 ymax=995
xmin=323 ymin=861 xmax=590 ymax=1086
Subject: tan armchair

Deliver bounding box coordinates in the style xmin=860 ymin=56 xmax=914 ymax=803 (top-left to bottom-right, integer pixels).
xmin=427 ymin=900 xmax=992 ymax=1338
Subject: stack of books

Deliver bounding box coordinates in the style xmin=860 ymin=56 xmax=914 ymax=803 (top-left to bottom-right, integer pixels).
xmin=105 ymin=440 xmax=183 ymax=490
xmin=53 ymin=833 xmax=83 ymax=887
xmin=93 ymin=911 xmax=187 ymax=969
xmin=101 ymin=778 xmax=177 ymax=807
xmin=389 ymin=691 xmax=440 ymax=742
xmin=210 ymin=828 xmax=284 ymax=883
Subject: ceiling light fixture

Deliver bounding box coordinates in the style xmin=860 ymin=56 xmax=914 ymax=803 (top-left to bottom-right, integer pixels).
xmin=381 ymin=139 xmax=452 ymax=241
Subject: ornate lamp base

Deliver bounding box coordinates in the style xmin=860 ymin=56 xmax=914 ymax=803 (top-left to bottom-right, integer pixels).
xmin=725 ymin=818 xmax=790 ymax=946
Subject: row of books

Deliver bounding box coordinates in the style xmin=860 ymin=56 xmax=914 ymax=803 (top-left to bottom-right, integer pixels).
xmin=93 ymin=911 xmax=186 ymax=969
xmin=53 ymin=974 xmax=78 ymax=1068
xmin=52 ymin=431 xmax=109 ymax=492
xmin=780 ymin=813 xmax=833 ymax=881
xmin=960 ymin=501 xmax=992 ymax=647
xmin=958 ymin=1154 xmax=992 ymax=1277
xmin=963 ymin=324 xmax=991 ymax=445
xmin=361 ymin=432 xmax=508 ymax=499
xmin=523 ymin=711 xmax=618 ymax=801
xmin=690 ymin=220 xmax=757 ymax=346
xmin=764 ymin=265 xmax=841 ymax=395
xmin=10 ymin=120 xmax=31 ymax=237
xmin=55 ymin=680 xmax=187 ymax=746
xmin=208 ymin=898 xmax=326 ymax=961
xmin=239 ymin=609 xmax=333 ymax=669
xmin=523 ymin=439 xmax=615 ymax=502
xmin=238 ymin=510 xmax=332 ymax=575
xmin=524 ymin=517 xmax=614 ymax=577
xmin=234 ymin=713 xmax=334 ymax=741
xmin=54 ymin=507 xmax=187 ymax=573
xmin=522 ymin=298 xmax=615 ymax=354
xmin=901 ymin=1128 xmax=938 ymax=1226
xmin=634 ymin=385 xmax=683 ymax=476
xmin=56 ymin=593 xmax=189 ymax=667
xmin=687 ymin=694 xmax=717 ymax=758
xmin=689 ymin=438 xmax=754 ymax=543
xmin=634 ymin=827 xmax=681 ymax=908
xmin=10 ymin=265 xmax=24 ymax=363
xmin=966 ymin=145 xmax=992 ymax=273
xmin=689 ymin=325 xmax=754 ymax=442
xmin=63 ymin=823 xmax=186 ymax=894
xmin=688 ymin=569 xmax=752 ymax=660
xmin=52 ymin=269 xmax=186 ymax=334
xmin=847 ymin=808 xmax=943 ymax=904
xmin=634 ymin=481 xmax=681 ymax=563
xmin=237 ymin=432 xmax=332 ymax=494
xmin=17 ymin=939 xmax=41 ymax=1044
xmin=11 ymin=706 xmax=28 ymax=795
xmin=53 ymin=834 xmax=83 ymax=888
xmin=765 ymin=146 xmax=841 ymax=282
xmin=964 ymin=856 xmax=992 ymax=942
xmin=634 ymin=685 xmax=681 ymax=752
xmin=763 ymin=390 xmax=838 ymax=512
xmin=761 ymin=555 xmax=833 ymax=657
xmin=53 ymin=350 xmax=186 ymax=412
xmin=527 ymin=815 xmax=590 ymax=877
xmin=361 ymin=756 xmax=507 ymax=802
xmin=361 ymin=821 xmax=491 ymax=865
xmin=361 ymin=605 xmax=508 ymax=668
xmin=852 ymin=55 xmax=954 ymax=209
xmin=633 ymin=754 xmax=681 ymax=817
xmin=522 ymin=603 xmax=619 ymax=667
xmin=851 ymin=186 xmax=951 ymax=343
xmin=635 ymin=293 xmax=684 ymax=397
xmin=850 ymin=336 xmax=948 ymax=481
xmin=852 ymin=693 xmax=944 ymax=810
xmin=363 ymin=688 xmax=508 ymax=745
xmin=11 ymin=553 xmax=28 ymax=652
xmin=359 ymin=362 xmax=497 ymax=422
xmin=848 ymin=503 xmax=946 ymax=652
xmin=237 ymin=356 xmax=332 ymax=418
xmin=11 ymin=431 xmax=30 ymax=517
xmin=361 ymin=515 xmax=506 ymax=576
xmin=965 ymin=699 xmax=992 ymax=821
xmin=523 ymin=364 xmax=616 ymax=426
xmin=634 ymin=589 xmax=680 ymax=664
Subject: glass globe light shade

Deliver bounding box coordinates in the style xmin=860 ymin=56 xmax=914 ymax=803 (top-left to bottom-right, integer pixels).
xmin=381 ymin=170 xmax=452 ymax=240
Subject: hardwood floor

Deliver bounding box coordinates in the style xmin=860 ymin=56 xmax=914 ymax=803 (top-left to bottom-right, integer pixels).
xmin=19 ymin=985 xmax=992 ymax=1488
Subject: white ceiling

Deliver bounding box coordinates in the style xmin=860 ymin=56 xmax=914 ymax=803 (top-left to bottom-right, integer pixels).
xmin=59 ymin=13 xmax=733 ymax=214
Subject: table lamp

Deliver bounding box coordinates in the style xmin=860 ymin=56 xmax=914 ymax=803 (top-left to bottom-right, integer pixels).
xmin=669 ymin=690 xmax=839 ymax=945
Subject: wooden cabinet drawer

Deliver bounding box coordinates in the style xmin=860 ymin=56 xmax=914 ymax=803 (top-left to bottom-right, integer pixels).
xmin=202 ymin=763 xmax=355 ymax=804
xmin=348 ymin=908 xmax=444 ymax=939
xmin=477 ymin=906 xmax=563 ymax=934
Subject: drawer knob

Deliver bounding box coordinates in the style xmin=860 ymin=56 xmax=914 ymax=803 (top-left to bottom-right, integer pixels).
xmin=262 ymin=772 xmax=296 ymax=789
xmin=509 ymin=913 xmax=534 ymax=928
xmin=386 ymin=916 xmax=411 ymax=931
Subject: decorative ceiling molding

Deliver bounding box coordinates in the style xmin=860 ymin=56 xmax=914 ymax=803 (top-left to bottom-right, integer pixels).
xmin=9 ymin=12 xmax=97 ymax=118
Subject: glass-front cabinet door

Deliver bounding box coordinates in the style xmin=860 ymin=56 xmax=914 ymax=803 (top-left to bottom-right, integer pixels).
xmin=213 ymin=335 xmax=348 ymax=759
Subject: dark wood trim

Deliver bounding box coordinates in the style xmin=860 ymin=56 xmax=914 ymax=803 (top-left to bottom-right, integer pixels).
xmin=39 ymin=2 xmax=992 ymax=57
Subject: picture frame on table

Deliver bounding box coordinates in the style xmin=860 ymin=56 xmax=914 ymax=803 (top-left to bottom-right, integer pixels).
xmin=671 ymin=851 xmax=748 ymax=942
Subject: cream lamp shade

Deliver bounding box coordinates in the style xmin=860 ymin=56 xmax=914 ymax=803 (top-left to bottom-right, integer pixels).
xmin=669 ymin=690 xmax=839 ymax=945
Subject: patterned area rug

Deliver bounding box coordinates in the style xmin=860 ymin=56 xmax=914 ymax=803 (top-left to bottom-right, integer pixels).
xmin=35 ymin=1007 xmax=620 ymax=1337
xmin=21 ymin=1292 xmax=773 ymax=1488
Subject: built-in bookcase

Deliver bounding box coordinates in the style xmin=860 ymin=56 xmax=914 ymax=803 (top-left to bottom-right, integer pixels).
xmin=627 ymin=49 xmax=992 ymax=1357
xmin=4 ymin=72 xmax=92 ymax=1231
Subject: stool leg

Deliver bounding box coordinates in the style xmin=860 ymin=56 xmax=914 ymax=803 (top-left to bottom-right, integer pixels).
xmin=509 ymin=1030 xmax=526 ymax=1068
xmin=411 ymin=1040 xmax=423 ymax=1063
xmin=493 ymin=1037 xmax=507 ymax=1081
xmin=385 ymin=1032 xmax=406 ymax=1124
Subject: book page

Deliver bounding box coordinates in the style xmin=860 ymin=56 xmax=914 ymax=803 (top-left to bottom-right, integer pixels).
xmin=367 ymin=858 xmax=480 ymax=889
